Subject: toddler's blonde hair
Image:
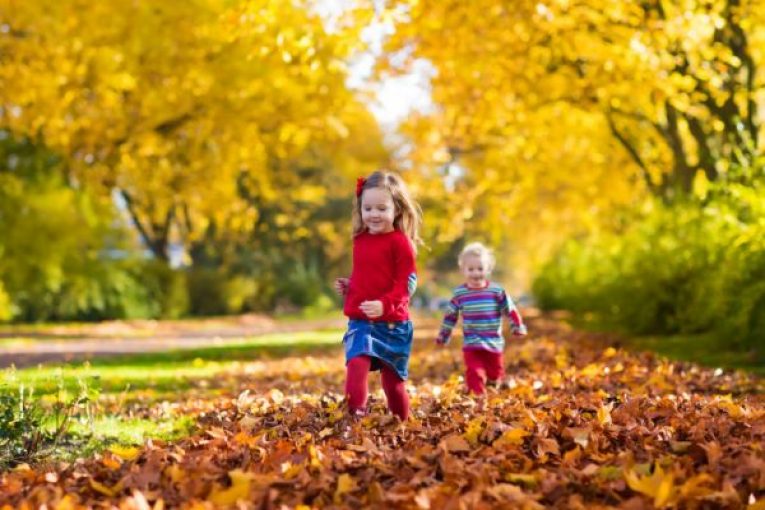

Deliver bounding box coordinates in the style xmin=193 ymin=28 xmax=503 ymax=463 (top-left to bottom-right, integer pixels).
xmin=458 ymin=242 xmax=496 ymax=272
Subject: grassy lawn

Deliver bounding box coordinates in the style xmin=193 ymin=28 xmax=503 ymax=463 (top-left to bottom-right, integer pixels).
xmin=1 ymin=328 xmax=343 ymax=466
xmin=4 ymin=330 xmax=344 ymax=393
xmin=570 ymin=315 xmax=764 ymax=376
xmin=624 ymin=331 xmax=765 ymax=376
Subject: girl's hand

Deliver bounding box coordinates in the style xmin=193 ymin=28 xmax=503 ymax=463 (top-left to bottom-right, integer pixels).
xmin=334 ymin=278 xmax=350 ymax=296
xmin=359 ymin=300 xmax=383 ymax=318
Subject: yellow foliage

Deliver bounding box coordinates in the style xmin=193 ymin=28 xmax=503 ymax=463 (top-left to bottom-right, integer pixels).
xmin=493 ymin=428 xmax=530 ymax=447
xmin=109 ymin=445 xmax=140 ymax=461
xmin=207 ymin=469 xmax=254 ymax=505
xmin=624 ymin=463 xmax=677 ymax=507
xmin=334 ymin=473 xmax=356 ymax=503
xmin=0 ymin=0 xmax=384 ymax=257
xmin=463 ymin=417 xmax=484 ymax=446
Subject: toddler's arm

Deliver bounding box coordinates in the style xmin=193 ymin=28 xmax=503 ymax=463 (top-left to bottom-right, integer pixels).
xmin=436 ymin=297 xmax=460 ymax=345
xmin=500 ymin=290 xmax=527 ymax=336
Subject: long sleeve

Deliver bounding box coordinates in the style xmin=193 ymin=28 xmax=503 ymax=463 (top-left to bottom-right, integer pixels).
xmin=437 ymin=296 xmax=461 ymax=344
xmin=378 ymin=234 xmax=417 ymax=318
xmin=500 ymin=290 xmax=527 ymax=335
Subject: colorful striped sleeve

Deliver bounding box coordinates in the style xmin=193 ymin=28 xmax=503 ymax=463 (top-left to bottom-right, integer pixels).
xmin=436 ymin=295 xmax=461 ymax=344
xmin=500 ymin=289 xmax=527 ymax=335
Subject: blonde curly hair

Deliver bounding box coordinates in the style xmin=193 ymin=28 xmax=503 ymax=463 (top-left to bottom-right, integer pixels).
xmin=458 ymin=242 xmax=496 ymax=273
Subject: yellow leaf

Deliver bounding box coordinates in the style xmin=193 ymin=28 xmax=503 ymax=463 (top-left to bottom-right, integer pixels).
xmin=165 ymin=464 xmax=185 ymax=484
xmin=493 ymin=428 xmax=529 ymax=447
xmin=717 ymin=399 xmax=745 ymax=418
xmin=208 ymin=469 xmax=254 ymax=505
xmin=624 ymin=463 xmax=677 ymax=507
xmin=504 ymin=472 xmax=538 ymax=487
xmin=281 ymin=461 xmax=304 ymax=479
xmin=109 ymin=445 xmax=140 ymax=461
xmin=54 ymin=495 xmax=79 ymax=510
xmin=102 ymin=456 xmax=122 ymax=470
xmin=580 ymin=363 xmax=602 ymax=377
xmin=463 ymin=418 xmax=484 ymax=446
xmin=678 ymin=473 xmax=714 ymax=499
xmin=562 ymin=446 xmax=582 ymax=466
xmin=334 ymin=473 xmax=356 ymax=503
xmin=89 ymin=479 xmax=118 ymax=497
xmin=597 ymin=405 xmax=612 ymax=426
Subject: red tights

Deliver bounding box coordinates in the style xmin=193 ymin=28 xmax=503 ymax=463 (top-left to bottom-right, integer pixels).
xmin=345 ymin=355 xmax=409 ymax=420
xmin=464 ymin=349 xmax=505 ymax=395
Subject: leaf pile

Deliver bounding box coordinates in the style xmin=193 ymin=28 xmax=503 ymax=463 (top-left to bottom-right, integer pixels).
xmin=1 ymin=318 xmax=763 ymax=509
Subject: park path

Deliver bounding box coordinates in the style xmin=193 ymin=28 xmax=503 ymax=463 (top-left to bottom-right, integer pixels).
xmin=0 ymin=315 xmax=347 ymax=368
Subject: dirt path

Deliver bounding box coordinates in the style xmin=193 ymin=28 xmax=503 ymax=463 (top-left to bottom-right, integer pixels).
xmin=0 ymin=316 xmax=347 ymax=368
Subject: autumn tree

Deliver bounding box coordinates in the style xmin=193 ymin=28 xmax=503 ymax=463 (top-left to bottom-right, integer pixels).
xmin=379 ymin=0 xmax=765 ymax=279
xmin=0 ymin=0 xmax=381 ymax=263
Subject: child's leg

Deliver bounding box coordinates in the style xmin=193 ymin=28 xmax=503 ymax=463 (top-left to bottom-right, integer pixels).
xmin=485 ymin=351 xmax=505 ymax=385
xmin=345 ymin=355 xmax=371 ymax=413
xmin=463 ymin=350 xmax=487 ymax=394
xmin=381 ymin=364 xmax=409 ymax=420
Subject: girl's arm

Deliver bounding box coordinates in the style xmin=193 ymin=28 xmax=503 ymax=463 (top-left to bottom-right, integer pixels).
xmin=376 ymin=235 xmax=417 ymax=317
xmin=500 ymin=290 xmax=527 ymax=336
xmin=436 ymin=297 xmax=460 ymax=345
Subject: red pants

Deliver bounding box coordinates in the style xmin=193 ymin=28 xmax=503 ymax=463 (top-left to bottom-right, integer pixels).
xmin=463 ymin=349 xmax=505 ymax=395
xmin=345 ymin=355 xmax=409 ymax=420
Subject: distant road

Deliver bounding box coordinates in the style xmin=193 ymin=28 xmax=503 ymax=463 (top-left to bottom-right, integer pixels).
xmin=0 ymin=316 xmax=348 ymax=368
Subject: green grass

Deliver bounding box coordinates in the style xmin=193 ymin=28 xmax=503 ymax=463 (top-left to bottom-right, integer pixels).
xmin=625 ymin=332 xmax=765 ymax=376
xmin=66 ymin=415 xmax=197 ymax=446
xmin=4 ymin=329 xmax=344 ymax=394
xmin=1 ymin=328 xmax=343 ymax=466
xmin=568 ymin=315 xmax=764 ymax=375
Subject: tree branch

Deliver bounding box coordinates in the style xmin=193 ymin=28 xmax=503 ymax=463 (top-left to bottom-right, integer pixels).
xmin=605 ymin=112 xmax=658 ymax=194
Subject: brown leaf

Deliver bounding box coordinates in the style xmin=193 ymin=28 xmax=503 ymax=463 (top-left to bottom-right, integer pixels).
xmin=439 ymin=434 xmax=471 ymax=453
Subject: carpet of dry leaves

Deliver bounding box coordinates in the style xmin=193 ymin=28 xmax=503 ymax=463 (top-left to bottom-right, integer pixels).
xmin=1 ymin=316 xmax=764 ymax=509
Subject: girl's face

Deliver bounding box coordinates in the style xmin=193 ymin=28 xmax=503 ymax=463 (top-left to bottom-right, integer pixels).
xmin=360 ymin=187 xmax=396 ymax=234
xmin=461 ymin=254 xmax=490 ymax=288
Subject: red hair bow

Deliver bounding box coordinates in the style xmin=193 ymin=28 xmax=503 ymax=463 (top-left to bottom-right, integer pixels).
xmin=355 ymin=177 xmax=366 ymax=197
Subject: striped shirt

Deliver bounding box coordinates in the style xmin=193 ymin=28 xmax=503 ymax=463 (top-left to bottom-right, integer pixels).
xmin=437 ymin=282 xmax=527 ymax=352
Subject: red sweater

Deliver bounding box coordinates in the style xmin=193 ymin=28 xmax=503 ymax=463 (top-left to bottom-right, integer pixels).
xmin=343 ymin=230 xmax=417 ymax=322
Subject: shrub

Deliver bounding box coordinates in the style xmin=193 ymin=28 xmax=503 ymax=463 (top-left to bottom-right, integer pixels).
xmin=533 ymin=188 xmax=764 ymax=356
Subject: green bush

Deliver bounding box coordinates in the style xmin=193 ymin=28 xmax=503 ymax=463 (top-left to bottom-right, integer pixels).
xmin=0 ymin=131 xmax=158 ymax=322
xmin=135 ymin=261 xmax=189 ymax=319
xmin=48 ymin=260 xmax=158 ymax=321
xmin=533 ymin=185 xmax=765 ymax=355
xmin=187 ymin=269 xmax=268 ymax=316
xmin=277 ymin=261 xmax=325 ymax=308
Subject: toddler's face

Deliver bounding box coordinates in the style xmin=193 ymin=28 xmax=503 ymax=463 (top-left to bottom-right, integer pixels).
xmin=461 ymin=254 xmax=490 ymax=288
xmin=360 ymin=187 xmax=396 ymax=234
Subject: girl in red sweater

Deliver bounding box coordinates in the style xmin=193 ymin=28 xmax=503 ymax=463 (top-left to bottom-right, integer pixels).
xmin=333 ymin=171 xmax=422 ymax=420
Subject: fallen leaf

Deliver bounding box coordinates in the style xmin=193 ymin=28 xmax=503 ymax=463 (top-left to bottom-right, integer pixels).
xmin=440 ymin=434 xmax=471 ymax=453
xmin=208 ymin=469 xmax=254 ymax=505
